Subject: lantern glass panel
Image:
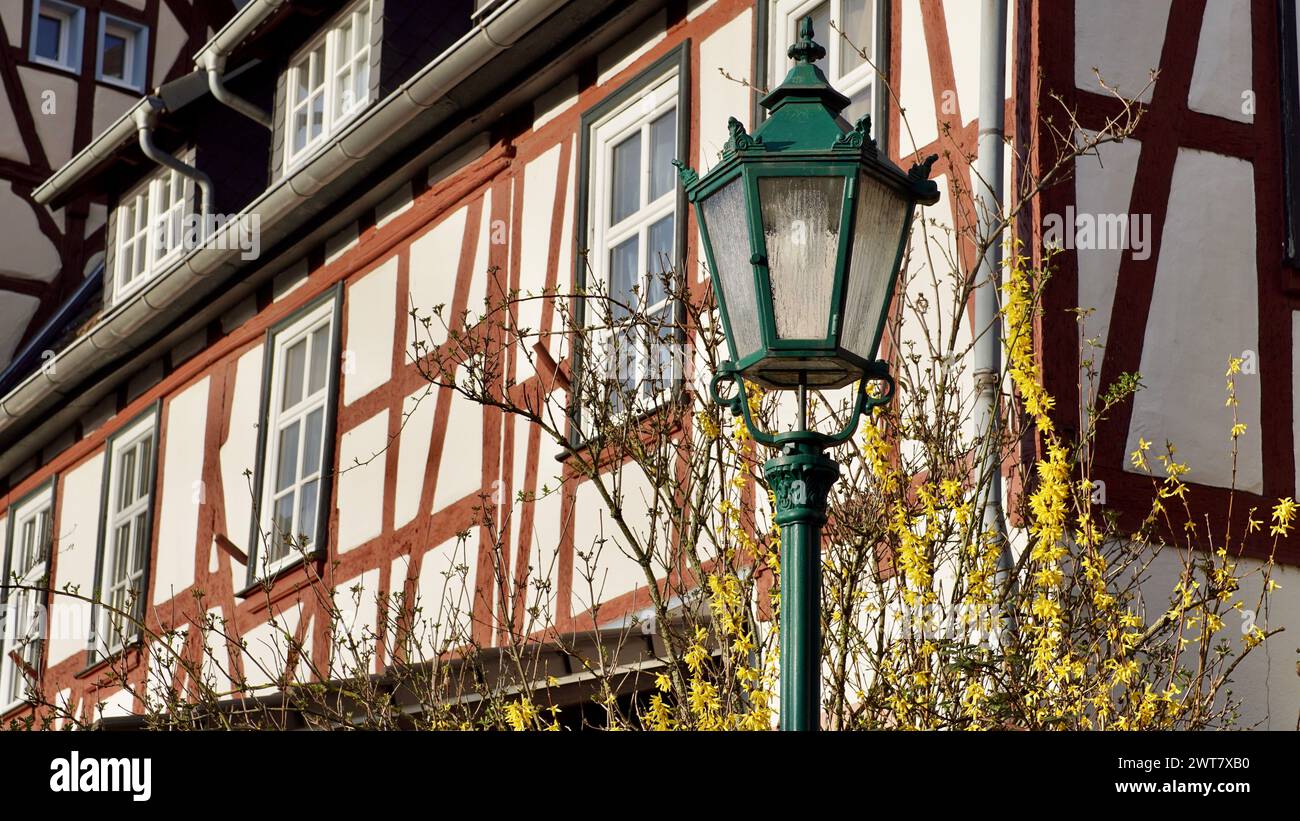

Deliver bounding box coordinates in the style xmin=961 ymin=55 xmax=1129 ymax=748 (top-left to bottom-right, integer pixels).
xmin=841 ymin=171 xmax=910 ymax=360
xmin=701 ymin=176 xmax=763 ymax=360
xmin=758 ymin=175 xmax=845 ymax=340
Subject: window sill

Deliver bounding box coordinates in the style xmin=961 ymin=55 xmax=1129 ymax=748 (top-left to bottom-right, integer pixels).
xmin=235 ymin=549 xmax=324 ymax=603
xmin=75 ymin=639 xmax=143 ymax=681
xmin=29 ymin=55 xmax=80 ymax=76
xmin=96 ymin=74 xmax=143 ymax=94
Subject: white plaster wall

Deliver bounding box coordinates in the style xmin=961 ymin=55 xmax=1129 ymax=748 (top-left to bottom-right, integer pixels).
xmin=0 ymin=87 xmax=28 ymax=164
xmin=0 ymin=292 xmax=40 ymax=368
xmin=534 ymin=74 xmax=578 ymax=132
xmin=153 ymin=377 xmax=209 ymax=605
xmin=1072 ymin=131 xmax=1143 ymax=409
xmin=570 ymin=466 xmax=658 ymax=618
xmin=1134 ymin=548 xmax=1300 ymax=729
xmin=91 ymin=87 xmax=136 ymax=142
xmin=1188 ymin=0 xmax=1253 ymax=123
xmin=332 ymin=567 xmax=381 ymax=676
xmin=0 ymin=181 xmax=60 ymax=282
xmin=219 ymin=344 xmax=264 ymax=568
xmin=336 ymin=409 xmax=388 ymax=554
xmin=393 ymin=385 xmax=437 ymax=530
xmin=153 ymin=3 xmax=187 ymax=89
xmin=515 ymin=144 xmax=563 ymax=384
xmin=467 ymin=189 xmax=492 ymax=322
xmin=416 ymin=532 xmax=480 ymax=659
xmin=431 ymin=377 xmax=483 ymax=513
xmin=899 ymin=0 xmax=937 ymax=151
xmin=1125 ymin=149 xmax=1260 ymax=492
xmin=1074 ymin=0 xmax=1170 ymax=102
xmin=597 ymin=9 xmax=667 ymax=87
xmin=200 ymin=606 xmax=231 ymax=694
xmin=239 ymin=602 xmax=301 ymax=690
xmin=526 ymin=459 xmax=567 ymax=629
xmin=698 ymin=9 xmax=752 ymax=171
xmin=18 ymin=67 xmax=77 ymax=168
xmin=942 ymin=0 xmax=981 ymax=131
xmin=47 ymin=454 xmax=104 ymax=668
xmin=343 ymin=254 xmax=398 ymax=404
xmin=0 ymin=4 xmax=22 ymax=47
xmin=406 ymin=205 xmax=467 ymax=353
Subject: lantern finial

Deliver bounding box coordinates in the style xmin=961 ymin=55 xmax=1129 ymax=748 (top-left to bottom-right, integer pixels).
xmin=788 ymin=16 xmax=826 ymax=65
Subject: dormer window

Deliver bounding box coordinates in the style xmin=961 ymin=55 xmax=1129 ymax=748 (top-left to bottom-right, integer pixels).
xmin=284 ymin=0 xmax=374 ymax=171
xmin=109 ymin=160 xmax=195 ymax=304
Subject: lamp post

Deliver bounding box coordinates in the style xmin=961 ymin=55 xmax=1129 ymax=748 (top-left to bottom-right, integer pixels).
xmin=676 ymin=18 xmax=939 ymax=730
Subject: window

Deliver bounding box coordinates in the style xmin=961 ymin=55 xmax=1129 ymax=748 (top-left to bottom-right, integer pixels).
xmin=284 ymin=0 xmax=373 ymax=170
xmin=585 ymin=68 xmax=683 ymax=417
xmin=96 ymin=14 xmax=148 ymax=91
xmin=251 ymin=296 xmax=339 ymax=582
xmin=111 ymin=163 xmax=194 ymax=303
xmin=29 ymin=0 xmax=84 ymax=72
xmin=770 ymin=0 xmax=881 ymax=128
xmin=91 ymin=411 xmax=157 ymax=660
xmin=0 ymin=484 xmax=54 ymax=711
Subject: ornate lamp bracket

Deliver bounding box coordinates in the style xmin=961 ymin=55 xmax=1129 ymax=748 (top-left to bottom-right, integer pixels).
xmin=708 ymin=361 xmax=895 ymax=452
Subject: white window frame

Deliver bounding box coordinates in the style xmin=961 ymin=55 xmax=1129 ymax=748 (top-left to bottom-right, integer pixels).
xmin=283 ymin=0 xmax=374 ymax=173
xmin=111 ymin=161 xmax=194 ymax=304
xmin=771 ymin=0 xmax=880 ymax=130
xmin=255 ymin=298 xmax=337 ymax=581
xmin=586 ymin=69 xmax=681 ymax=420
xmin=93 ymin=412 xmax=157 ymax=661
xmin=0 ymin=487 xmax=53 ymax=713
xmin=29 ymin=0 xmax=84 ymax=73
xmin=96 ymin=13 xmax=149 ymax=92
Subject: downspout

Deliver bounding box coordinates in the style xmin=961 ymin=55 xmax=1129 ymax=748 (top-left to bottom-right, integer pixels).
xmin=135 ymin=105 xmax=214 ymax=220
xmin=973 ymin=0 xmax=1010 ymax=583
xmin=202 ymin=52 xmax=272 ymax=128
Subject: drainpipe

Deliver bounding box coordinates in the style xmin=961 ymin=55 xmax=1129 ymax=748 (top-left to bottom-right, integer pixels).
xmin=202 ymin=52 xmax=272 ymax=128
xmin=135 ymin=105 xmax=214 ymax=221
xmin=973 ymin=0 xmax=1010 ymax=585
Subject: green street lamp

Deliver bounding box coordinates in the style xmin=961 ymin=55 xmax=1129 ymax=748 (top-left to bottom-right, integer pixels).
xmin=676 ymin=17 xmax=939 ymax=731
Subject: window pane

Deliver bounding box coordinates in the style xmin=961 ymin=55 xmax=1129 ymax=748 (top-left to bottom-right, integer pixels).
xmin=293 ymin=110 xmax=308 ymax=153
xmin=272 ymin=493 xmax=296 ymax=560
xmin=648 ymin=109 xmax=677 ymax=201
xmin=302 ymin=407 xmax=323 ymax=477
xmin=113 ymin=523 xmax=131 ymax=581
xmin=282 ymin=339 xmax=307 ymax=409
xmin=310 ymin=93 xmax=325 ymax=140
xmin=842 ymin=85 xmax=872 ymax=127
xmin=131 ymin=510 xmax=148 ymax=569
xmin=136 ymin=439 xmax=152 ymax=502
xmin=103 ymin=32 xmax=128 ymax=79
xmin=294 ymin=62 xmax=310 ymax=105
xmin=355 ymin=8 xmax=370 ymax=50
xmin=646 ymin=214 xmax=675 ymax=305
xmin=802 ymin=2 xmax=831 ymax=78
xmin=117 ymin=449 xmax=136 ymax=511
xmin=609 ymin=236 xmax=639 ymax=320
xmin=308 ymin=326 xmax=329 ymax=396
xmin=276 ymin=420 xmax=301 ymax=492
xmin=36 ymin=14 xmax=62 ymax=61
xmin=309 ymin=46 xmax=325 ymax=88
xmin=297 ymin=479 xmax=319 ymax=545
xmin=610 ymin=132 xmax=642 ymax=225
xmin=840 ymin=0 xmax=873 ymax=75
